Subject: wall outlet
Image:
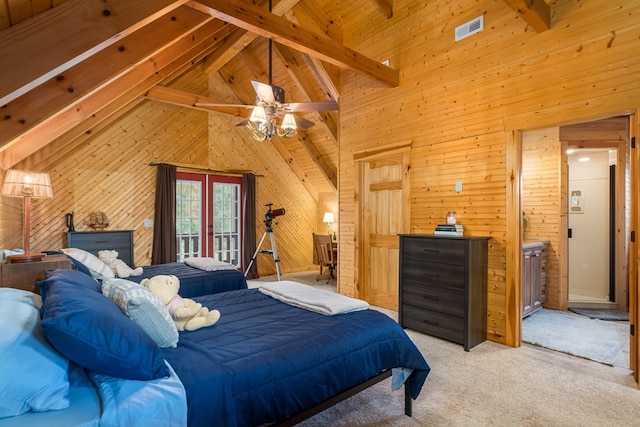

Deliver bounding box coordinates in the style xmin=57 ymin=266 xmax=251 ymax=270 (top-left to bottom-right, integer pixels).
xmin=144 ymin=218 xmax=153 ymax=228
xmin=455 ymin=180 xmax=463 ymax=192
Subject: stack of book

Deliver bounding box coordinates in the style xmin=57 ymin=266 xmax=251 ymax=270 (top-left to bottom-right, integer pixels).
xmin=434 ymin=224 xmax=464 ymax=236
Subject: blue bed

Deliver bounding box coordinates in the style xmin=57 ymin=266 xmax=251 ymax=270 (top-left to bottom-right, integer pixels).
xmin=1 ymin=271 xmax=429 ymax=427
xmin=127 ymin=262 xmax=247 ymax=298
xmin=162 ymin=288 xmax=431 ymax=427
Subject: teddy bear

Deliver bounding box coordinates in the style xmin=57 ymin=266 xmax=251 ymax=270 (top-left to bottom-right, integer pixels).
xmin=98 ymin=249 xmax=143 ymax=278
xmin=140 ymin=274 xmax=220 ymax=331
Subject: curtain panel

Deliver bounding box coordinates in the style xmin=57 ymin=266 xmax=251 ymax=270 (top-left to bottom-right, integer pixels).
xmin=151 ymin=163 xmax=177 ymax=264
xmin=242 ymin=173 xmax=258 ymax=279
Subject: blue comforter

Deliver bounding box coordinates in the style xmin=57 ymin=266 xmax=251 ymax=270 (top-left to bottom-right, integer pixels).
xmin=128 ymin=262 xmax=247 ymax=298
xmin=162 ymin=289 xmax=430 ymax=427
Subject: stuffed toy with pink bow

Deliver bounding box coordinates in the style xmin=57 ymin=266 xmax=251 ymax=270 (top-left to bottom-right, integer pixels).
xmin=141 ymin=274 xmax=220 ymax=331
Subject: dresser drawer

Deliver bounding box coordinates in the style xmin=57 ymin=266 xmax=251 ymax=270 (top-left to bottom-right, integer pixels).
xmin=401 ymin=237 xmax=466 ymax=264
xmin=402 ymin=284 xmax=464 ymax=317
xmin=67 ymin=231 xmax=134 ymax=266
xmin=402 ymin=258 xmax=466 ymax=289
xmin=401 ymin=304 xmax=463 ymax=344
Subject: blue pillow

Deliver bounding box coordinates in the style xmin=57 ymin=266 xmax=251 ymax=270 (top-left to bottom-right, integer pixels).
xmin=66 ymin=255 xmax=93 ymax=277
xmin=0 ymin=292 xmax=70 ymax=418
xmin=40 ymin=272 xmax=169 ymax=381
xmin=42 ymin=268 xmax=100 ymax=293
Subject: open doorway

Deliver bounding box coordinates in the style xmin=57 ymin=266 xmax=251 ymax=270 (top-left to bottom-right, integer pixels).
xmin=567 ymin=148 xmax=618 ymax=307
xmin=521 ymin=116 xmax=630 ymax=369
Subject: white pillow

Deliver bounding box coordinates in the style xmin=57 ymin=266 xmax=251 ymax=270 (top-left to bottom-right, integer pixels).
xmin=0 ymin=295 xmax=70 ymax=417
xmin=61 ymin=248 xmax=115 ymax=280
xmin=102 ymin=278 xmax=178 ymax=348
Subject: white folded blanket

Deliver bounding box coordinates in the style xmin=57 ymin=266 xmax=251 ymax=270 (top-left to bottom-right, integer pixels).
xmin=184 ymin=257 xmax=238 ymax=271
xmin=259 ymin=281 xmax=369 ymax=316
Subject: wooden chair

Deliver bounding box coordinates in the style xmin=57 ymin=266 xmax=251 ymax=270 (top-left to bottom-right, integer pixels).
xmin=313 ymin=233 xmax=336 ymax=283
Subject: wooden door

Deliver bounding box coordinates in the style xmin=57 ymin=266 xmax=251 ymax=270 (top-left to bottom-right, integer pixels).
xmin=630 ymin=112 xmax=639 ymax=384
xmin=357 ymin=147 xmax=411 ymax=310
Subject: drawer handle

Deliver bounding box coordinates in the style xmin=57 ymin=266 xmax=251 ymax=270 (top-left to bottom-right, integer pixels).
xmin=423 ymin=273 xmax=440 ymax=278
xmin=423 ymin=249 xmax=440 ymax=253
xmin=423 ymin=319 xmax=439 ymax=326
xmin=423 ymin=295 xmax=439 ymax=302
xmin=95 ymin=240 xmax=110 ymax=243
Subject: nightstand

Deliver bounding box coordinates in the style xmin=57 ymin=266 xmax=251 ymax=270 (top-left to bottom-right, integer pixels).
xmin=0 ymin=254 xmax=73 ymax=294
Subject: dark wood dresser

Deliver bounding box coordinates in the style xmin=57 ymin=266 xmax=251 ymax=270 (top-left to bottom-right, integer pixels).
xmin=398 ymin=234 xmax=490 ymax=351
xmin=67 ymin=230 xmax=135 ymax=267
xmin=0 ymin=254 xmax=73 ymax=293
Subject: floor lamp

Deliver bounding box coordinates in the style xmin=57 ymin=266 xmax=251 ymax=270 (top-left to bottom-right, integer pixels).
xmin=1 ymin=169 xmax=54 ymax=263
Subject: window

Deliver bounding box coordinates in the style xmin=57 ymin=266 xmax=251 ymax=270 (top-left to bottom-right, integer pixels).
xmin=176 ymin=172 xmax=242 ymax=266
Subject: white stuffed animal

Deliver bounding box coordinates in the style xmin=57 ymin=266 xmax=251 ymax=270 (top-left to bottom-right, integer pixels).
xmin=140 ymin=274 xmax=220 ymax=331
xmin=98 ymin=249 xmax=143 ymax=278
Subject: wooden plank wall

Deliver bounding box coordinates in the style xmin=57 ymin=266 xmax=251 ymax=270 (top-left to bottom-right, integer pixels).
xmin=522 ymin=128 xmax=562 ymax=310
xmin=3 ymin=66 xmax=319 ymax=276
xmin=337 ymin=0 xmax=640 ymax=345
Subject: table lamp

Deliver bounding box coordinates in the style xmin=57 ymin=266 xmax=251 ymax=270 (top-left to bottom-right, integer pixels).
xmin=323 ymin=212 xmax=335 ymax=236
xmin=1 ymin=169 xmax=54 ymax=263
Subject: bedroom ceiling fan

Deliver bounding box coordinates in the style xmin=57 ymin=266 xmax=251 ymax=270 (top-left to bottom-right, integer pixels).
xmin=195 ymin=35 xmax=338 ymax=141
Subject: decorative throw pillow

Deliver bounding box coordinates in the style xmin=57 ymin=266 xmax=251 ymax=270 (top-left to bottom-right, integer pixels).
xmin=0 ymin=290 xmax=70 ymax=418
xmin=61 ymin=248 xmax=115 ymax=280
xmin=102 ymin=278 xmax=179 ymax=348
xmin=39 ymin=272 xmax=169 ymax=381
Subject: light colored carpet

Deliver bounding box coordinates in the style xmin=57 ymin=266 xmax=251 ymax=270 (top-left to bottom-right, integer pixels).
xmin=249 ymin=272 xmax=640 ymax=426
xmin=522 ymin=308 xmax=627 ymax=365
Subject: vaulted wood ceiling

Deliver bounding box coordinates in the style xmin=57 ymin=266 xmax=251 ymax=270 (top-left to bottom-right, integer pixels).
xmin=0 ymin=0 xmax=550 ymax=195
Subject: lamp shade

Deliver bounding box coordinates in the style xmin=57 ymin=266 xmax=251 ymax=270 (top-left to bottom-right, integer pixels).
xmin=249 ymin=106 xmax=267 ymax=125
xmin=1 ymin=170 xmax=53 ymax=199
xmin=323 ymin=212 xmax=335 ymax=223
xmin=281 ymin=113 xmax=297 ymax=131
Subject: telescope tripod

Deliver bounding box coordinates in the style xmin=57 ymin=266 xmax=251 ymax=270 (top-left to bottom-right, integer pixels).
xmin=244 ymin=227 xmax=281 ymax=280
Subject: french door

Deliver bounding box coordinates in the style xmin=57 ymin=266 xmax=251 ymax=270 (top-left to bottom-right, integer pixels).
xmin=176 ymin=172 xmax=242 ymax=266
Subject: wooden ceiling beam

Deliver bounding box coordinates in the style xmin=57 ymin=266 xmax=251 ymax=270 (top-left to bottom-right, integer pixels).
xmin=273 ymin=43 xmax=337 ymax=141
xmin=195 ymin=0 xmax=399 ymax=87
xmin=296 ymin=132 xmax=337 ymax=190
xmin=502 ymin=0 xmax=550 ymax=32
xmin=291 ymin=0 xmax=341 ymax=42
xmin=1 ymin=16 xmax=231 ymax=168
xmin=0 ymin=5 xmax=214 ymax=152
xmin=306 ymin=56 xmax=340 ymax=104
xmin=145 ymin=86 xmax=249 ymax=117
xmin=0 ymin=0 xmax=189 ymax=106
xmin=202 ymin=0 xmax=301 ymax=74
xmin=17 ymin=26 xmax=229 ymax=171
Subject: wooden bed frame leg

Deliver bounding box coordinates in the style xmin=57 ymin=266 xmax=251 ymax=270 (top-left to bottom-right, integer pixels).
xmin=404 ymin=378 xmax=412 ymax=417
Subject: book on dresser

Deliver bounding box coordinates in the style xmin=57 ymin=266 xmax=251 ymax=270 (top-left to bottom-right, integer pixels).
xmin=398 ymin=234 xmax=490 ymax=351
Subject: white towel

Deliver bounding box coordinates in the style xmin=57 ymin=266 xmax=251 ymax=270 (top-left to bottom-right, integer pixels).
xmin=184 ymin=257 xmax=238 ymax=271
xmin=259 ymin=281 xmax=369 ymax=316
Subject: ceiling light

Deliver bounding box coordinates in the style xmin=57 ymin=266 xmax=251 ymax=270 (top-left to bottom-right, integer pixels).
xmin=578 ymin=157 xmax=590 ymax=162
xmin=249 ymin=106 xmax=267 ymax=125
xmin=247 ymin=108 xmax=297 ymax=141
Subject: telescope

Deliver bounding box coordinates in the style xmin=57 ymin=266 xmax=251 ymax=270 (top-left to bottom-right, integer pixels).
xmin=246 ymin=204 xmax=286 ymax=279
xmin=264 ymin=203 xmax=285 ymax=220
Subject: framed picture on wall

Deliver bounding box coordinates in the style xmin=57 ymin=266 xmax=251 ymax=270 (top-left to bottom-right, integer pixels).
xmin=570 ymin=190 xmax=584 ymax=214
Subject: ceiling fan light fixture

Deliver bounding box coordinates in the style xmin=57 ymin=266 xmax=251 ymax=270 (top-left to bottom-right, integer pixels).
xmin=249 ymin=106 xmax=267 ymax=125
xmin=277 ymin=113 xmax=297 ymax=139
xmin=281 ymin=113 xmax=297 ymax=131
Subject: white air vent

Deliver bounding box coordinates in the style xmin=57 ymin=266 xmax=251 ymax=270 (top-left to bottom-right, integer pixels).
xmin=455 ymin=15 xmax=484 ymax=42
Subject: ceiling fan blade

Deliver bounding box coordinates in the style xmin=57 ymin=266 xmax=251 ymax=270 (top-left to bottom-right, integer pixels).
xmin=293 ymin=115 xmax=315 ymax=129
xmin=252 ymin=81 xmax=275 ymax=104
xmin=235 ymin=119 xmax=249 ymax=127
xmin=252 ymin=81 xmax=287 ymax=104
xmin=285 ymin=101 xmax=339 ymax=112
xmin=194 ymin=102 xmax=253 ymax=109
